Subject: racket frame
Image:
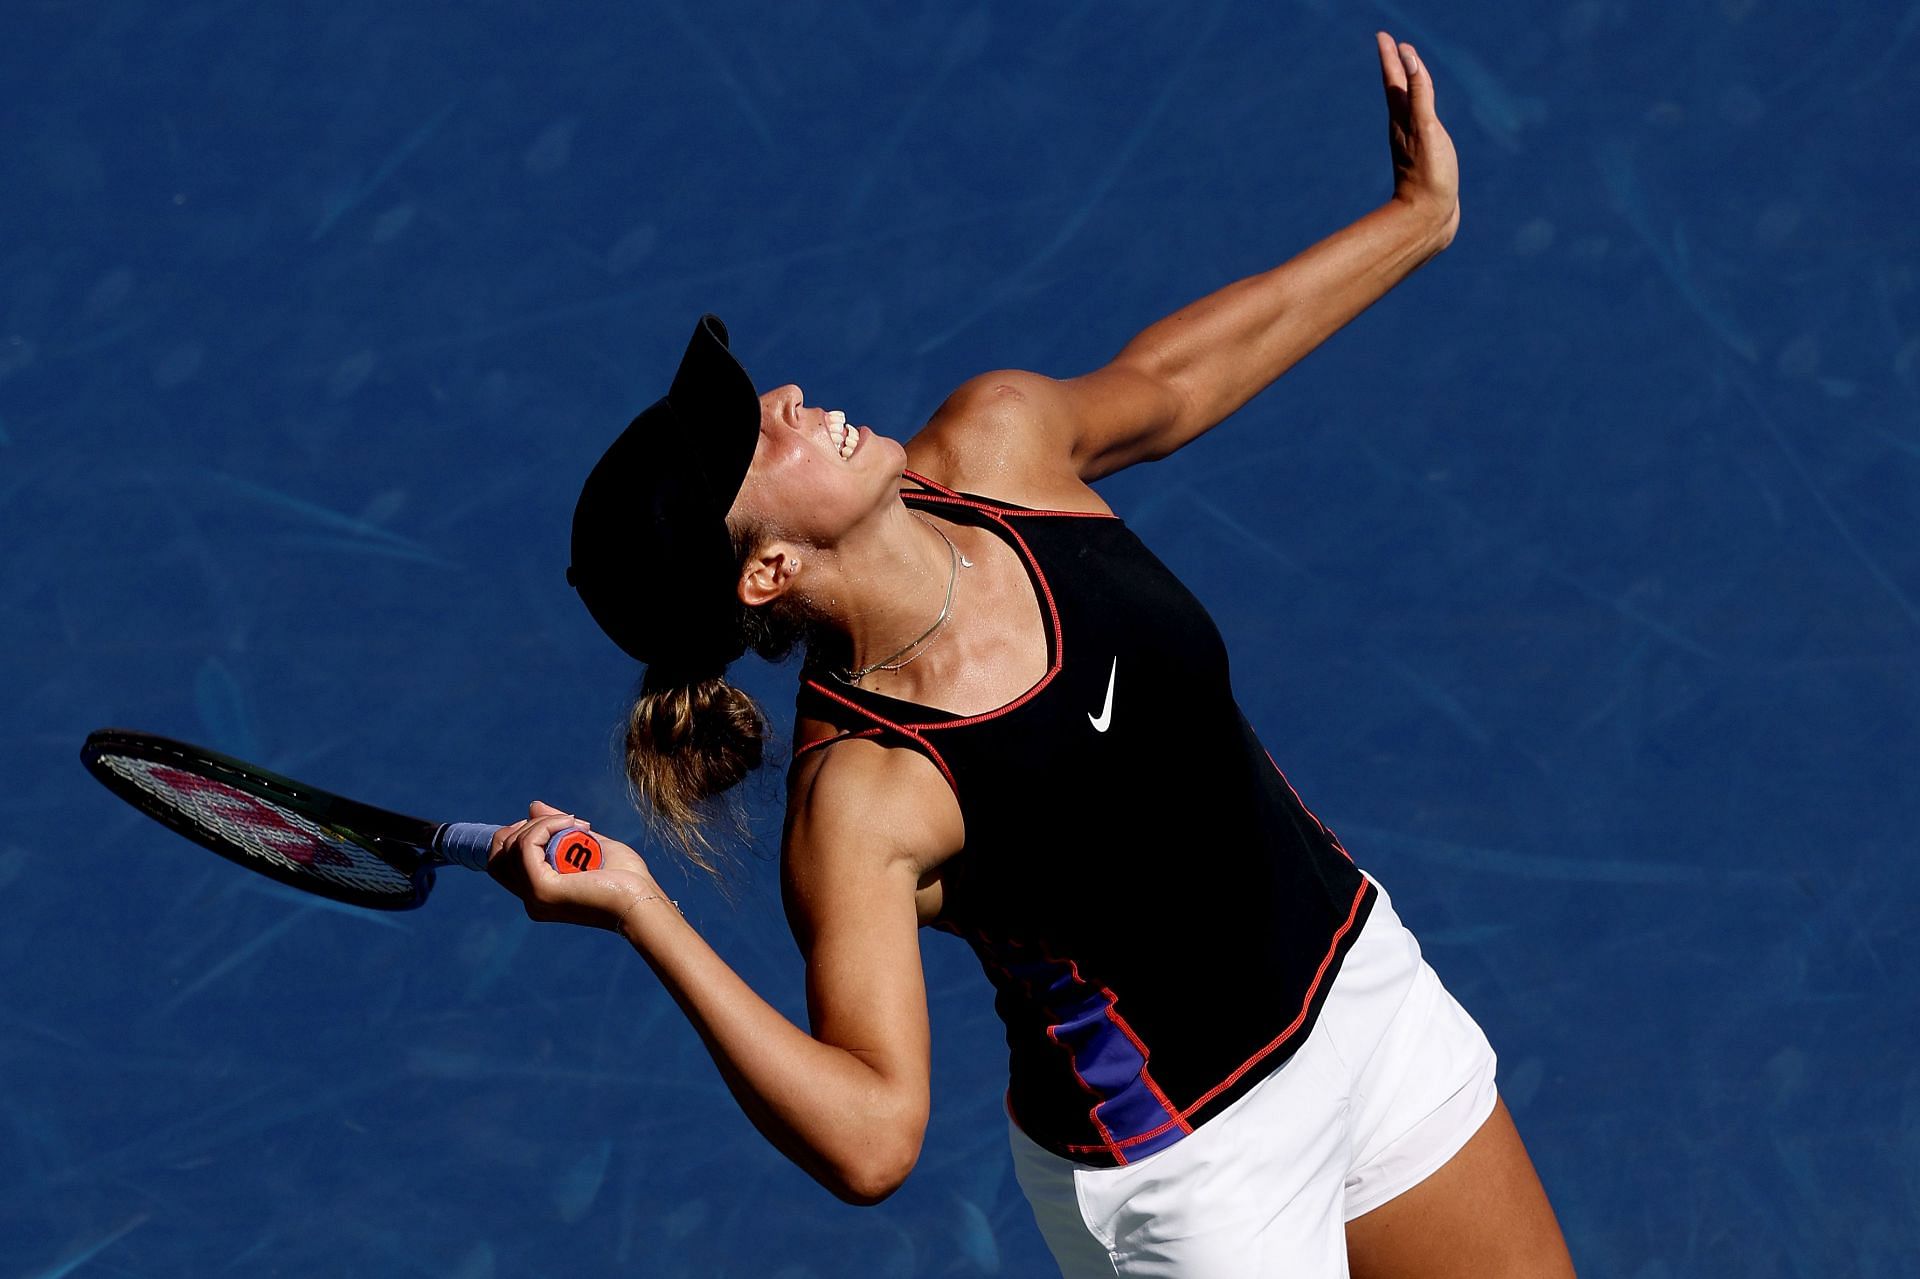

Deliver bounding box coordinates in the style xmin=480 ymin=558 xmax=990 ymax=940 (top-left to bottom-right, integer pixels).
xmin=82 ymin=728 xmax=452 ymax=911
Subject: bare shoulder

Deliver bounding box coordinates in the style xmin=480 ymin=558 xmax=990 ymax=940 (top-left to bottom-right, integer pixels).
xmin=782 ymin=735 xmax=965 ymax=930
xmin=903 ymin=369 xmax=1114 ymax=515
xmin=785 ymin=734 xmax=963 ymax=869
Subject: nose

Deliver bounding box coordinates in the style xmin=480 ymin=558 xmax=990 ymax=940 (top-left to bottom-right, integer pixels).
xmin=763 ymin=384 xmax=805 ymax=426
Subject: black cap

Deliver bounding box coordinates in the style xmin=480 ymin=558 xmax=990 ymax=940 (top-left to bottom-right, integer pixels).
xmin=566 ymin=314 xmax=760 ymax=674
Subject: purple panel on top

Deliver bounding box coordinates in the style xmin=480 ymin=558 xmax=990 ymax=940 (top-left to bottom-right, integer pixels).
xmin=986 ymin=941 xmax=1186 ymax=1164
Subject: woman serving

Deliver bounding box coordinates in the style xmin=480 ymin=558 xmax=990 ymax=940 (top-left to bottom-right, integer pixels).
xmin=488 ymin=33 xmax=1574 ymax=1277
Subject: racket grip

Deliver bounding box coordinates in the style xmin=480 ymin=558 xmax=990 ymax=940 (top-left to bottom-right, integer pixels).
xmin=435 ymin=823 xmax=604 ymax=875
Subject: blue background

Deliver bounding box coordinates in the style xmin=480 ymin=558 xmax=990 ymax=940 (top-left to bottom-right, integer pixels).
xmin=6 ymin=1 xmax=1917 ymax=1274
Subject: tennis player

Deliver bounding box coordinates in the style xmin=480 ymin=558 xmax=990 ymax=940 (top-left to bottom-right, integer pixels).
xmin=487 ymin=33 xmax=1575 ymax=1276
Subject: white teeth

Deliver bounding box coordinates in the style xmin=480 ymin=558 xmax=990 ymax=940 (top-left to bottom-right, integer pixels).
xmin=825 ymin=410 xmax=857 ymax=459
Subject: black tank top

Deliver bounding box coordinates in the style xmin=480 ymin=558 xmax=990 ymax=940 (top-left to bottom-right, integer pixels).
xmin=793 ymin=471 xmax=1376 ymax=1167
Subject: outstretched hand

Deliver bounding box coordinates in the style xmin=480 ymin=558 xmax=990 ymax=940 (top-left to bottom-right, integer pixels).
xmin=1376 ymin=31 xmax=1459 ymax=248
xmin=486 ymin=799 xmax=671 ymax=934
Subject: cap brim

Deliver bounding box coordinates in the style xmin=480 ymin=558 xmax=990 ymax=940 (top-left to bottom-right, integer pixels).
xmin=565 ymin=313 xmax=762 ymax=668
xmin=667 ymin=314 xmax=759 ymax=502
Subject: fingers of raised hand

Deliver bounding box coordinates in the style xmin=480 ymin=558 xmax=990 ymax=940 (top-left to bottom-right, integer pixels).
xmin=1377 ymin=31 xmax=1407 ymax=92
xmin=1401 ymin=45 xmax=1435 ymax=117
xmin=1377 ymin=33 xmax=1435 ymax=116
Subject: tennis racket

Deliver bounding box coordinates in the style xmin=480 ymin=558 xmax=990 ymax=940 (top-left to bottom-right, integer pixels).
xmin=81 ymin=728 xmax=603 ymax=911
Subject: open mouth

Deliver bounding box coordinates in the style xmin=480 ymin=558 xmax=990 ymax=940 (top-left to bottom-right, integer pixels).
xmin=825 ymin=409 xmax=860 ymax=460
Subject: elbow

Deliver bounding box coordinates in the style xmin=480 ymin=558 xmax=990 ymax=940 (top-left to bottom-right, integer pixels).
xmin=828 ymin=1116 xmax=924 ymax=1207
xmin=834 ymin=1168 xmax=908 ymax=1208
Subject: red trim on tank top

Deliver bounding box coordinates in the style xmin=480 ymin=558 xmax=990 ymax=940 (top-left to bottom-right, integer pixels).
xmin=1185 ymin=878 xmax=1370 ymax=1108
xmin=1034 ymin=942 xmax=1193 ymax=1143
xmin=903 ymin=500 xmax=1062 ymax=725
xmin=900 ymin=468 xmax=962 ymax=498
xmin=970 ymin=928 xmax=1125 ymax=1164
xmin=1101 ymin=990 xmax=1191 ymax=1137
xmin=791 ymin=479 xmax=1089 ymax=833
xmin=806 ymin=484 xmax=1068 ymax=733
xmin=1264 ymin=749 xmax=1354 ymax=861
xmin=797 ymin=682 xmax=958 ymax=795
xmin=1057 ymin=876 xmax=1374 ymax=1156
xmin=900 ymin=468 xmax=1121 ymax=520
xmin=1046 ymin=1022 xmax=1126 ymax=1163
xmin=792 ymin=725 xmax=886 ymax=759
xmin=976 ymin=933 xmax=1191 ymax=1164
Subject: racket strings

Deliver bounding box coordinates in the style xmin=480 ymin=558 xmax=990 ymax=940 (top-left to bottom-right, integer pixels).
xmin=96 ymin=753 xmax=416 ymax=901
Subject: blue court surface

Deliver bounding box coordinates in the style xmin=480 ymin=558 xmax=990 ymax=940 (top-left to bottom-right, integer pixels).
xmin=5 ymin=2 xmax=1916 ymax=1275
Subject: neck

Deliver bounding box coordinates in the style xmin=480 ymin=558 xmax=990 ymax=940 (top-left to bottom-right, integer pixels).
xmin=806 ymin=491 xmax=965 ymax=682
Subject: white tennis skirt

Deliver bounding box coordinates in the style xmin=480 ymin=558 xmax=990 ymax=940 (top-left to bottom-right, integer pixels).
xmin=1008 ymin=873 xmax=1499 ymax=1278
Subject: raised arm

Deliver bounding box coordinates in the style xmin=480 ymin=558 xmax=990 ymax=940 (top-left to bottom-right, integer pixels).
xmin=487 ymin=750 xmax=961 ymax=1206
xmin=919 ymin=33 xmax=1458 ymax=487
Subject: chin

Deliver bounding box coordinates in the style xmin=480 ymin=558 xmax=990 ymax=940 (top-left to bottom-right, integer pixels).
xmin=878 ymin=440 xmax=912 ymax=485
xmin=869 ymin=430 xmax=906 ymax=468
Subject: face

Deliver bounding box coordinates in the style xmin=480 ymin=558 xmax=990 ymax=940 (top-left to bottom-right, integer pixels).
xmin=725 ymin=384 xmax=905 ymax=550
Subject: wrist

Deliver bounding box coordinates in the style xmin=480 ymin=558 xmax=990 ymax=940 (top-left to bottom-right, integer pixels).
xmin=1387 ymin=190 xmax=1458 ymax=253
xmin=617 ymin=883 xmax=684 ymax=944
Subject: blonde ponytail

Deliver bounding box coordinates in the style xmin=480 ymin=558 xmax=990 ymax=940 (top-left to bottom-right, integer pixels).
xmin=622 ymin=669 xmax=770 ymax=883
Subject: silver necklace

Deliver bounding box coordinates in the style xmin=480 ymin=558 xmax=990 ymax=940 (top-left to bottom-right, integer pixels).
xmin=832 ymin=514 xmax=973 ymax=684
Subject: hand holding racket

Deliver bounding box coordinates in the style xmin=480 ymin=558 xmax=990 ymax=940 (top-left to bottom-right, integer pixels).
xmin=484 ymin=800 xmax=673 ymax=933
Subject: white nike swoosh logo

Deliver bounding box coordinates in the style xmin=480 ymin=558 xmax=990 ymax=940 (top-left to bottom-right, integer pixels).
xmin=1088 ymin=658 xmax=1117 ymax=732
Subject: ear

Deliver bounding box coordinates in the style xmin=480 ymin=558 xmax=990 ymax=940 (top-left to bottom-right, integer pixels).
xmin=738 ymin=539 xmax=804 ymax=609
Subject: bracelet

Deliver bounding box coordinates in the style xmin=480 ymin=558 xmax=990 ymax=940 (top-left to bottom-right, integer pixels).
xmin=636 ymin=893 xmax=681 ymax=914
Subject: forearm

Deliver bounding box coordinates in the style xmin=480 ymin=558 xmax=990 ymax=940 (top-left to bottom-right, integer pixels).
xmin=1117 ymin=197 xmax=1451 ymax=436
xmin=617 ymin=897 xmax=921 ymax=1203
